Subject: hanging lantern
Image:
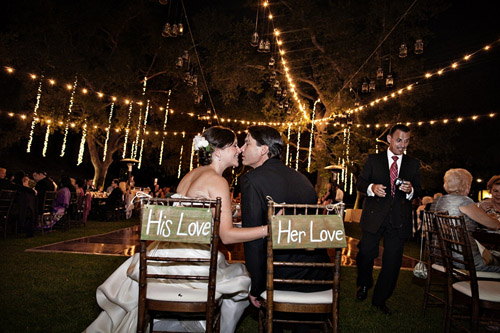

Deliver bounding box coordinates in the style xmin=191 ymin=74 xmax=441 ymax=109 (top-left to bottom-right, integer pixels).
xmin=354 ymin=100 xmax=360 ymax=107
xmin=386 ymin=74 xmax=394 ymax=87
xmin=175 ymin=57 xmax=183 ymax=69
xmin=171 ymin=24 xmax=178 ymax=37
xmin=273 ymin=80 xmax=280 ymax=89
xmin=376 ymin=67 xmax=384 ymax=80
xmin=184 ymin=71 xmax=191 ymax=83
xmin=268 ymin=56 xmax=275 ymax=68
xmin=399 ymin=43 xmax=408 ymax=58
xmin=258 ymin=39 xmax=265 ymax=52
xmin=362 ymin=81 xmax=368 ymax=93
xmin=415 ymin=39 xmax=424 ymax=54
xmin=276 ymin=86 xmax=282 ymax=96
xmin=251 ymin=32 xmax=259 ymax=47
xmin=278 ymin=100 xmax=284 ymax=109
xmin=191 ymin=74 xmax=198 ymax=86
xmin=282 ymin=89 xmax=287 ymax=97
xmin=162 ymin=23 xmax=171 ymax=37
xmin=369 ymin=80 xmax=376 ymax=92
xmin=182 ymin=50 xmax=189 ymax=61
xmin=264 ymin=39 xmax=271 ymax=53
xmin=193 ymin=86 xmax=199 ymax=96
xmin=158 ymin=0 xmax=168 ymax=4
xmin=270 ymin=71 xmax=276 ymax=81
xmin=178 ymin=23 xmax=184 ymax=35
xmin=284 ymin=99 xmax=289 ymax=108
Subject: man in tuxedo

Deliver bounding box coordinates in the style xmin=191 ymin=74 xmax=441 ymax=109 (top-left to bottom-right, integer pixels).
xmin=355 ymin=124 xmax=421 ymax=315
xmin=240 ymin=125 xmax=331 ymax=311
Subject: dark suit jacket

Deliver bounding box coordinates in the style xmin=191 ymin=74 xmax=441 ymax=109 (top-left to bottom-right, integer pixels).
xmin=357 ymin=151 xmax=421 ymax=238
xmin=241 ymin=158 xmax=332 ymax=297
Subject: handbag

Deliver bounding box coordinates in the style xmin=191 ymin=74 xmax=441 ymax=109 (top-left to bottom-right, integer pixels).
xmin=413 ymin=224 xmax=428 ymax=279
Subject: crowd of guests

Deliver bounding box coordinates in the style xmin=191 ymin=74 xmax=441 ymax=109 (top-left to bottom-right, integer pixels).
xmin=0 ymin=167 xmax=145 ymax=236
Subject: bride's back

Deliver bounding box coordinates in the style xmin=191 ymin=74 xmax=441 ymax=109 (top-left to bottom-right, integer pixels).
xmin=176 ymin=165 xmax=222 ymax=199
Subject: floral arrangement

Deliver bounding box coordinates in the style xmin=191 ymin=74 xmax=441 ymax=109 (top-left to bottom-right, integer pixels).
xmin=193 ymin=135 xmax=210 ymax=152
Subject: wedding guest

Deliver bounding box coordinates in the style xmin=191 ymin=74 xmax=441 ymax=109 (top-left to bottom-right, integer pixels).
xmin=11 ymin=172 xmax=37 ymax=237
xmin=51 ymin=176 xmax=72 ymax=226
xmin=355 ymin=124 xmax=421 ymax=315
xmin=434 ymin=169 xmax=500 ymax=272
xmin=33 ymin=170 xmax=56 ymax=218
xmin=478 ymin=175 xmax=500 ymax=220
xmin=0 ymin=167 xmax=15 ymax=190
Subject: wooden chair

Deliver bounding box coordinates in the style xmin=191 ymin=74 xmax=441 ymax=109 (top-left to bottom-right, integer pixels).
xmin=0 ymin=190 xmax=17 ymax=239
xmin=137 ymin=196 xmax=222 ymax=333
xmin=434 ymin=213 xmax=500 ymax=332
xmin=40 ymin=191 xmax=57 ymax=233
xmin=259 ymin=201 xmax=346 ymax=333
xmin=421 ymin=210 xmax=448 ymax=315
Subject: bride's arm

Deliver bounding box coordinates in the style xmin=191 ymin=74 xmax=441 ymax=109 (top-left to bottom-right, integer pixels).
xmin=209 ymin=177 xmax=267 ymax=245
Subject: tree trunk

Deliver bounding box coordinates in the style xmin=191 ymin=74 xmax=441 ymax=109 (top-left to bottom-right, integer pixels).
xmin=87 ymin=131 xmax=122 ymax=190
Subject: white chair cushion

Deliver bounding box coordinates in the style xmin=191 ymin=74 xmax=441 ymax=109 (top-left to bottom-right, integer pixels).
xmin=147 ymin=284 xmax=222 ymax=302
xmin=453 ymin=281 xmax=500 ymax=302
xmin=431 ymin=263 xmax=446 ymax=272
xmin=260 ymin=289 xmax=332 ymax=304
xmin=453 ymin=269 xmax=500 ymax=280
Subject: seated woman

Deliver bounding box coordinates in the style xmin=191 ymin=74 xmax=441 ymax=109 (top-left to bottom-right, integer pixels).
xmin=51 ymin=176 xmax=72 ymax=227
xmin=86 ymin=126 xmax=266 ymax=333
xmin=479 ymin=175 xmax=500 ymax=221
xmin=434 ymin=168 xmax=500 ymax=272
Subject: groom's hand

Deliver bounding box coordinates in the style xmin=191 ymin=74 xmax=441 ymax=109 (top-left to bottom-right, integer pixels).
xmin=249 ymin=294 xmax=261 ymax=308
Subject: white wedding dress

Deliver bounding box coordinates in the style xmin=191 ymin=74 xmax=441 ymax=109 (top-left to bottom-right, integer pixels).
xmin=85 ymin=195 xmax=251 ymax=333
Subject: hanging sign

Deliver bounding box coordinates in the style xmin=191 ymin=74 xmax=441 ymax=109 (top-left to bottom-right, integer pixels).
xmin=141 ymin=205 xmax=213 ymax=244
xmin=271 ymin=214 xmax=346 ymax=249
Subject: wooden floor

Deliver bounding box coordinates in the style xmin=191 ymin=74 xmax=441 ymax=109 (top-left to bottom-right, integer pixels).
xmin=25 ymin=225 xmax=418 ymax=269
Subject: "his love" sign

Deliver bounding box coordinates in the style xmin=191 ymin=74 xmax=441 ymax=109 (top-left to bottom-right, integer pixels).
xmin=140 ymin=205 xmax=213 ymax=243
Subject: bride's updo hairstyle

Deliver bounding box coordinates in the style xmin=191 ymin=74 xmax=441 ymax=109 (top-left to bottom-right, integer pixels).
xmin=194 ymin=126 xmax=236 ymax=166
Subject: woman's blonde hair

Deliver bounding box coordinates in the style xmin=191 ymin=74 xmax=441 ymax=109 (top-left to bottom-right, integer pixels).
xmin=443 ymin=168 xmax=472 ymax=195
xmin=487 ymin=175 xmax=500 ymax=192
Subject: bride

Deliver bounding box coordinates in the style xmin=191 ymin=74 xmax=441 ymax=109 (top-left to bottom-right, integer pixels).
xmin=86 ymin=126 xmax=267 ymax=333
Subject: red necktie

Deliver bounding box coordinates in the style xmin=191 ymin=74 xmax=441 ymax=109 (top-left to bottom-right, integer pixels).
xmin=390 ymin=156 xmax=399 ymax=197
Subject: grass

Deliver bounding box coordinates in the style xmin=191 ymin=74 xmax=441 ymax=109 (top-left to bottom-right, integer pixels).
xmin=0 ymin=219 xmax=444 ymax=332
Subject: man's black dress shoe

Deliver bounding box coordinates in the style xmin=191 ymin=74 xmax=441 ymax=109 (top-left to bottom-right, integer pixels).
xmin=356 ymin=286 xmax=369 ymax=301
xmin=373 ymin=304 xmax=392 ymax=315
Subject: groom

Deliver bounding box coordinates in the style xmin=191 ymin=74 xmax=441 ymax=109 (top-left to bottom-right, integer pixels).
xmin=239 ymin=125 xmax=331 ymax=309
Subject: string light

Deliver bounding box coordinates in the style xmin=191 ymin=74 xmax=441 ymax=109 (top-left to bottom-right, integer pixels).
xmin=27 ymin=75 xmax=44 ymax=153
xmin=295 ymin=126 xmax=301 ymax=171
xmin=122 ymin=101 xmax=134 ymax=158
xmin=177 ymin=132 xmax=186 ymax=178
xmin=60 ymin=75 xmax=78 ymax=157
xmin=307 ymin=99 xmax=319 ymax=172
xmin=285 ymin=124 xmax=291 ymax=166
xmin=349 ymin=172 xmax=354 ymax=195
xmin=138 ymin=99 xmax=150 ymax=169
xmin=103 ymin=102 xmax=114 ymax=162
xmin=42 ymin=123 xmax=50 ymax=157
xmin=159 ymin=90 xmax=171 ymax=165
xmin=77 ymin=122 xmax=87 ymax=165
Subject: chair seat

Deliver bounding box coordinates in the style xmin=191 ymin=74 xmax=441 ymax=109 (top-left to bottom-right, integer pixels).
xmin=431 ymin=263 xmax=446 ymax=272
xmin=147 ymin=284 xmax=222 ymax=303
xmin=433 ymin=263 xmax=500 ymax=279
xmin=453 ymin=280 xmax=500 ymax=302
xmin=260 ymin=289 xmax=332 ymax=304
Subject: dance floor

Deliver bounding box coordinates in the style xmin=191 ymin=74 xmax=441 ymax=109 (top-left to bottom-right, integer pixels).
xmin=26 ymin=225 xmax=418 ymax=269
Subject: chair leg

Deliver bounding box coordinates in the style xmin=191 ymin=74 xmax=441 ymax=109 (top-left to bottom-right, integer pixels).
xmin=422 ymin=267 xmax=432 ymax=315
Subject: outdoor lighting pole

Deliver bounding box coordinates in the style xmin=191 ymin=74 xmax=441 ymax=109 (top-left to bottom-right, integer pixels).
xmin=120 ymin=158 xmax=140 ymax=185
